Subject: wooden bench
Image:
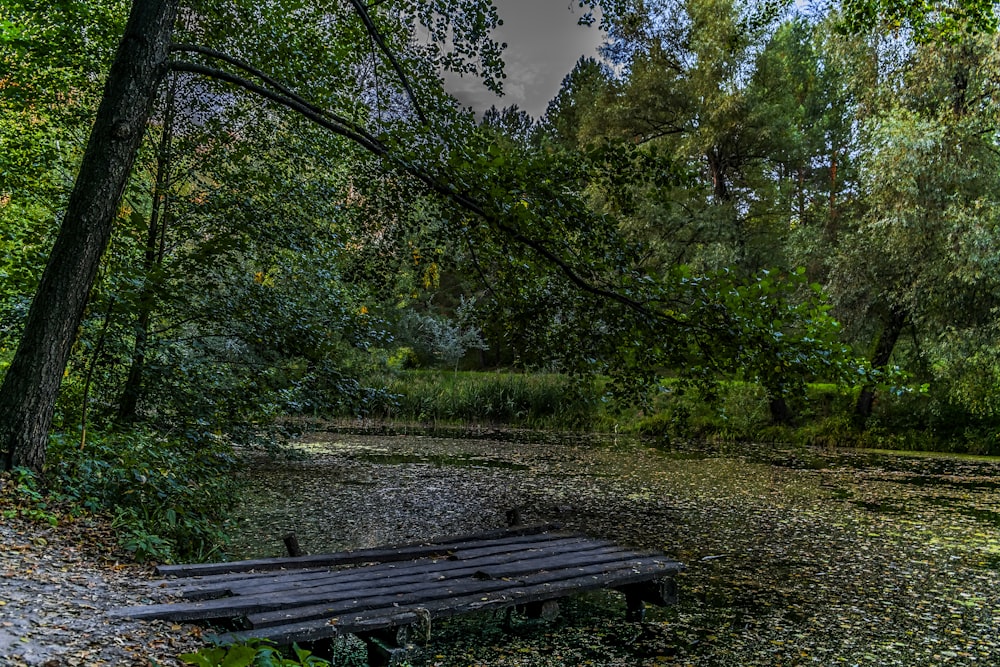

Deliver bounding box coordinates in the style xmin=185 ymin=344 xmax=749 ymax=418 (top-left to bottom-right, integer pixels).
xmin=112 ymin=525 xmax=683 ymax=665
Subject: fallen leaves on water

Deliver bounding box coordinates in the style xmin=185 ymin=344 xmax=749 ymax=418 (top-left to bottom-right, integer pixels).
xmin=227 ymin=432 xmax=1000 ymax=666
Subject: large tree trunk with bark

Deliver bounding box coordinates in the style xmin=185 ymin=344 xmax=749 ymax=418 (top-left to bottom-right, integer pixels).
xmin=854 ymin=306 xmax=908 ymax=426
xmin=0 ymin=0 xmax=178 ymax=473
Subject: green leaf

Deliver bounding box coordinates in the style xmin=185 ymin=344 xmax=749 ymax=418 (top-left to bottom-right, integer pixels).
xmin=220 ymin=644 xmax=258 ymax=667
xmin=179 ymin=648 xmax=225 ymax=667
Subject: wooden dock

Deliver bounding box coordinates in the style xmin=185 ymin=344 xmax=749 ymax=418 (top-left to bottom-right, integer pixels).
xmin=112 ymin=525 xmax=683 ymax=664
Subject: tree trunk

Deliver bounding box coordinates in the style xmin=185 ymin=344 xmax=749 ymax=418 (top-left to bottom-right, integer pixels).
xmin=117 ymin=79 xmax=176 ymax=425
xmin=854 ymin=306 xmax=907 ymax=425
xmin=768 ymin=396 xmax=793 ymax=425
xmin=707 ymin=147 xmax=748 ymax=271
xmin=0 ymin=0 xmax=178 ymax=473
xmin=824 ymin=147 xmax=840 ymax=244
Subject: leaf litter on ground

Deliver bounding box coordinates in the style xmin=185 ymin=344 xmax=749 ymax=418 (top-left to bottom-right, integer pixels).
xmin=3 ymin=430 xmax=998 ymax=666
xmin=0 ymin=476 xmax=204 ymax=666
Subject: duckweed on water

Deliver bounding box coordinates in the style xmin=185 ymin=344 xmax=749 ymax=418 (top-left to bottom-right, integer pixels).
xmin=227 ymin=432 xmax=1000 ymax=666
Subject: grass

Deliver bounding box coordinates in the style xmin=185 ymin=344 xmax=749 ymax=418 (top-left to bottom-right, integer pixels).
xmin=358 ymin=370 xmax=601 ymax=430
xmin=347 ymin=370 xmax=1000 ymax=456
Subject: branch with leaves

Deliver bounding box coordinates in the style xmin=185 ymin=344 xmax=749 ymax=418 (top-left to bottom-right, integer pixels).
xmin=167 ymin=49 xmax=667 ymax=323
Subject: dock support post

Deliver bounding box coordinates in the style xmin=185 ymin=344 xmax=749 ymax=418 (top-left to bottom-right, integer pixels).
xmin=616 ymin=577 xmax=678 ymax=621
xmin=624 ymin=593 xmax=646 ymax=621
xmin=282 ymin=533 xmax=302 ymax=557
xmin=359 ymin=627 xmax=414 ymax=667
xmin=521 ymin=599 xmax=560 ymax=620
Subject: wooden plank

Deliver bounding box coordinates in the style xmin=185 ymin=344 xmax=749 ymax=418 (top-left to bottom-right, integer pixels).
xmin=118 ymin=528 xmax=685 ymax=655
xmin=220 ymin=562 xmax=681 ymax=645
xmin=233 ymin=545 xmax=639 ymax=615
xmin=244 ymin=553 xmax=674 ymax=628
xmin=150 ymin=566 xmax=333 ymax=594
xmin=445 ymin=535 xmax=599 ymax=560
xmin=178 ymin=537 xmax=600 ymax=600
xmin=151 ymin=533 xmax=584 ymax=598
xmin=159 ymin=528 xmax=576 ymax=588
xmin=247 ymin=555 xmax=677 ymax=629
xmin=172 ymin=533 xmax=596 ymax=597
xmin=111 ymin=545 xmax=645 ymax=622
xmin=155 ymin=524 xmax=562 ymax=577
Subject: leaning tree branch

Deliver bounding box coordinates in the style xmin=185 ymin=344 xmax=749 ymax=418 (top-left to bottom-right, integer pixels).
xmin=168 ymin=60 xmax=669 ymax=322
xmin=463 ymin=231 xmax=500 ymax=302
xmin=346 ymin=0 xmax=428 ymax=125
xmin=169 ymin=60 xmax=389 ymax=156
xmin=170 ymin=43 xmax=371 ymax=141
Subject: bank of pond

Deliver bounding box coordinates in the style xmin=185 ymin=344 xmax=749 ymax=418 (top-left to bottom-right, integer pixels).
xmin=338 ymin=370 xmax=1000 ymax=456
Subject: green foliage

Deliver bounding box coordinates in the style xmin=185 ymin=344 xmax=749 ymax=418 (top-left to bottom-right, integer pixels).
xmin=628 ymin=381 xmax=772 ymax=442
xmin=383 ymin=346 xmax=419 ymax=371
xmin=179 ymin=639 xmax=331 ymax=667
xmin=839 ymin=0 xmax=998 ymax=40
xmin=362 ymin=370 xmax=600 ymax=429
xmin=679 ymin=267 xmax=856 ymax=389
xmin=7 ymin=0 xmax=1000 ymax=473
xmin=46 ymin=429 xmax=237 ymax=562
xmin=0 ymin=466 xmax=61 ymax=526
xmin=394 ymin=299 xmax=488 ymax=370
xmin=624 ymin=378 xmax=1000 ymax=454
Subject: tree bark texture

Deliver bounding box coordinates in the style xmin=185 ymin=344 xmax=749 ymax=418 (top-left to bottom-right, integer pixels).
xmin=854 ymin=306 xmax=908 ymax=424
xmin=0 ymin=0 xmax=179 ymax=473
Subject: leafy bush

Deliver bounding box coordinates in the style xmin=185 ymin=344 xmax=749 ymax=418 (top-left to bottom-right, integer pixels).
xmin=395 ymin=301 xmax=488 ymax=370
xmin=629 ymin=381 xmax=848 ymax=443
xmin=180 ymin=640 xmax=334 ymax=667
xmin=46 ymin=428 xmax=238 ymax=562
xmin=0 ymin=467 xmax=62 ymax=527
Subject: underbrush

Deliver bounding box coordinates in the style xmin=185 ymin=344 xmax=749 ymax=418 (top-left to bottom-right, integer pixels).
xmin=179 ymin=639 xmax=343 ymax=667
xmin=7 ymin=428 xmax=240 ymax=563
xmin=629 ymin=381 xmax=1000 ymax=455
xmin=356 ymin=370 xmax=600 ymax=430
xmin=359 ymin=371 xmax=1000 ymax=455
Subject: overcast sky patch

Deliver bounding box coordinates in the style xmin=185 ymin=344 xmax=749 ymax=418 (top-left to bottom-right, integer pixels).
xmin=443 ymin=0 xmax=607 ymax=119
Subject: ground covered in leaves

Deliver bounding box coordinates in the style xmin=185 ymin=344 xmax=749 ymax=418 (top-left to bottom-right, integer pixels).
xmin=0 ymin=479 xmax=203 ymax=666
xmin=2 ymin=432 xmax=997 ymax=666
xmin=227 ymin=431 xmax=1000 ymax=666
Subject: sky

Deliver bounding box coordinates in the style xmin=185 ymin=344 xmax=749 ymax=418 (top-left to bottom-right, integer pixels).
xmin=443 ymin=1 xmax=607 ymax=119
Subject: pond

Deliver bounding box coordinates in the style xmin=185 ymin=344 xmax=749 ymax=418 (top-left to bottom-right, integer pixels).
xmin=227 ymin=431 xmax=1000 ymax=666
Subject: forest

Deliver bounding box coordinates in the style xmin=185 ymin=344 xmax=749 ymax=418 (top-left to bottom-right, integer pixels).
xmin=1 ymin=0 xmax=1000 ymax=664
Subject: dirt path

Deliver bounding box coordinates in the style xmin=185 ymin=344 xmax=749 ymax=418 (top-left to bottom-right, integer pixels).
xmin=0 ymin=492 xmax=201 ymax=667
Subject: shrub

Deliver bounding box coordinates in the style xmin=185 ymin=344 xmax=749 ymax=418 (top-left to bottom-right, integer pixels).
xmin=180 ymin=639 xmax=339 ymax=667
xmin=46 ymin=428 xmax=238 ymax=562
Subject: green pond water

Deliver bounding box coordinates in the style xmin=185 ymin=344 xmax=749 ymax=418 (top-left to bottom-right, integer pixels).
xmin=225 ymin=431 xmax=1000 ymax=666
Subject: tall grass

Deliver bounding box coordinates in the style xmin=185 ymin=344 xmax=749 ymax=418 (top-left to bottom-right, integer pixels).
xmin=362 ymin=370 xmax=601 ymax=430
xmin=345 ymin=370 xmax=1000 ymax=455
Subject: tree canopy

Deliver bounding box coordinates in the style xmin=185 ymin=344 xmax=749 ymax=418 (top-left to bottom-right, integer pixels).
xmin=4 ymin=0 xmax=1000 ymax=473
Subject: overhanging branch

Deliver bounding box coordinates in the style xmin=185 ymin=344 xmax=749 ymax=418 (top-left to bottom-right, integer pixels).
xmin=347 ymin=0 xmax=428 ymax=124
xmin=168 ymin=57 xmax=667 ymax=322
xmin=170 ymin=43 xmax=370 ymax=142
xmin=169 ymin=60 xmax=388 ymax=157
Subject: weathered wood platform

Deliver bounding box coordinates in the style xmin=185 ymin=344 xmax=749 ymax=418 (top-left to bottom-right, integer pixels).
xmin=112 ymin=525 xmax=682 ymax=660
